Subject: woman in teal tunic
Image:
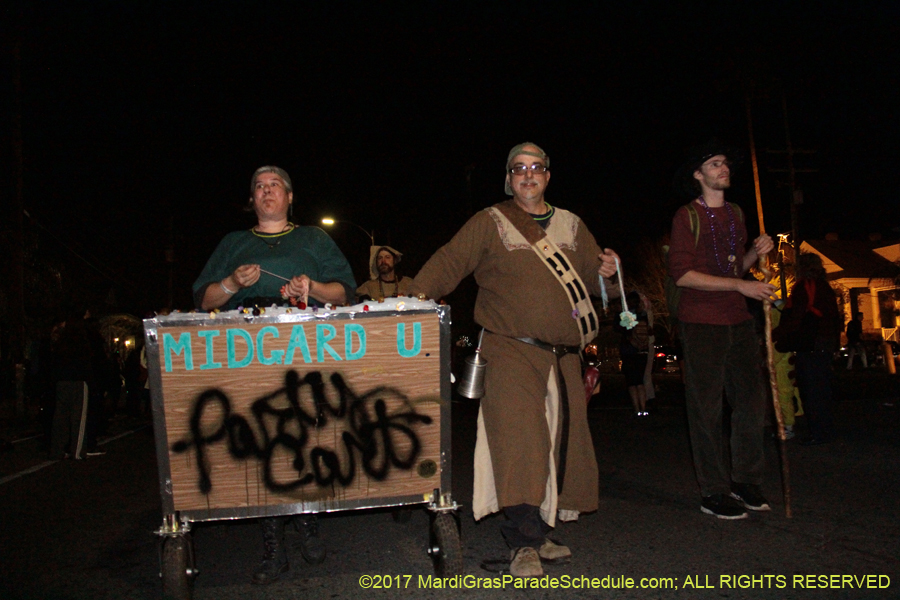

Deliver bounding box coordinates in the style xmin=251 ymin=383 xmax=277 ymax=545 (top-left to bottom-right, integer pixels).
xmin=193 ymin=165 xmax=356 ymax=311
xmin=192 ymin=165 xmax=355 ymax=584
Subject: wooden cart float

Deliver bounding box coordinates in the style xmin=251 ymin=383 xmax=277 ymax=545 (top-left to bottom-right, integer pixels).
xmin=143 ymin=300 xmax=461 ymax=599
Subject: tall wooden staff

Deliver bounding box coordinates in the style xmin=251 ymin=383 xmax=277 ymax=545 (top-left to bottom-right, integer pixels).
xmin=747 ymin=97 xmax=792 ymax=518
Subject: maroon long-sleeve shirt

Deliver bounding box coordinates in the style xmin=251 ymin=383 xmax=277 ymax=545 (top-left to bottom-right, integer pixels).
xmin=668 ymin=202 xmax=752 ymax=325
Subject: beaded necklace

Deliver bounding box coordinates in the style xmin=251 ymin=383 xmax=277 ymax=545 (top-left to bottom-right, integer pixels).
xmin=695 ymin=197 xmax=738 ymax=274
xmin=377 ymin=277 xmax=400 ymax=299
xmin=252 ymin=223 xmax=295 ymax=249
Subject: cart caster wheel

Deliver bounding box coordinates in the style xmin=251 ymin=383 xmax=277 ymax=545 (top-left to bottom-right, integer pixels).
xmin=428 ymin=513 xmax=463 ymax=577
xmin=161 ymin=534 xmax=194 ymax=600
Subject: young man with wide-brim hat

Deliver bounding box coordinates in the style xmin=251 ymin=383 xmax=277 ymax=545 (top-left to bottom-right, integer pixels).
xmin=667 ymin=142 xmax=776 ymax=520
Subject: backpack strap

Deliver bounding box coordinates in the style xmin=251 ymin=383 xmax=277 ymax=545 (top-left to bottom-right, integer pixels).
xmin=685 ymin=203 xmax=700 ymax=247
xmin=685 ymin=201 xmax=742 ymax=247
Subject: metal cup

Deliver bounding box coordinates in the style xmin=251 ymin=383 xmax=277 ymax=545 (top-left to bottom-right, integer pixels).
xmin=457 ymin=349 xmax=487 ymax=399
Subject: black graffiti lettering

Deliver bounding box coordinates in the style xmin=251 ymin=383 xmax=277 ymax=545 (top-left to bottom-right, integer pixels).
xmin=170 ymin=390 xmax=231 ymax=494
xmin=225 ymin=416 xmax=257 ymax=459
xmin=247 ymin=373 xmax=314 ymax=492
xmin=263 ymin=432 xmax=314 ymax=492
xmin=357 ymin=398 xmax=425 ymax=479
xmin=171 ymin=370 xmax=434 ymax=494
xmin=309 ymin=437 xmax=356 ymax=487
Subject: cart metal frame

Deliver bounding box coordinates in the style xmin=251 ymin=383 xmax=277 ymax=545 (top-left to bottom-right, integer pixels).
xmin=144 ymin=305 xmax=461 ymax=598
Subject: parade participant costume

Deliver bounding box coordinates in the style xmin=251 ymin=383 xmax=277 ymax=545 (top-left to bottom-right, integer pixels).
xmin=356 ymin=246 xmax=413 ymax=299
xmin=193 ymin=225 xmax=356 ymax=310
xmin=668 ymin=200 xmax=767 ymax=503
xmin=773 ymin=262 xmax=841 ymax=445
xmin=411 ymin=199 xmax=604 ymax=526
xmin=770 ymin=304 xmax=802 ymax=435
xmin=356 ymin=277 xmax=413 ymax=299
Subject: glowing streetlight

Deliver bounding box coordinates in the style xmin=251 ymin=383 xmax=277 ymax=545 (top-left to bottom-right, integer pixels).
xmin=321 ymin=218 xmax=375 ymax=247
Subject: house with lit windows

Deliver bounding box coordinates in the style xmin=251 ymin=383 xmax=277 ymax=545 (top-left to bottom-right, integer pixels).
xmin=799 ymin=238 xmax=900 ymax=341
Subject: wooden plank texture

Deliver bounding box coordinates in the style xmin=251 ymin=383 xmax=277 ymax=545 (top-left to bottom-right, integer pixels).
xmin=153 ymin=312 xmax=443 ymax=512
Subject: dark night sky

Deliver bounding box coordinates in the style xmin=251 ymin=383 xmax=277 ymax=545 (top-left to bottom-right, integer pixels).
xmin=3 ymin=1 xmax=899 ymax=316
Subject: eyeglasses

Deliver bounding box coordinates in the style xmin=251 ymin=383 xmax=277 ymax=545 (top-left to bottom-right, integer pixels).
xmin=508 ymin=164 xmax=549 ymax=175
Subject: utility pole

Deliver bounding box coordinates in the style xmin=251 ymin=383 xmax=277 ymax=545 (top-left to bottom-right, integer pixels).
xmin=747 ymin=96 xmax=790 ymax=299
xmin=10 ymin=32 xmax=28 ymax=418
xmin=745 ymin=96 xmax=766 ymax=236
xmin=165 ymin=215 xmax=176 ymax=310
xmin=767 ymin=95 xmax=817 ymax=255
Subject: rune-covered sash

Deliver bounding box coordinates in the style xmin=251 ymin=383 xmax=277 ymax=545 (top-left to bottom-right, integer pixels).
xmin=491 ymin=200 xmax=599 ymax=348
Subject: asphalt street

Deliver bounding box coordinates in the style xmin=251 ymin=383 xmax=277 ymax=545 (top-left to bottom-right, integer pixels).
xmin=1 ymin=369 xmax=898 ymax=600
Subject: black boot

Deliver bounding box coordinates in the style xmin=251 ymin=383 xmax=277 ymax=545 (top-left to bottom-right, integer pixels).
xmin=252 ymin=518 xmax=288 ymax=584
xmin=293 ymin=514 xmax=326 ymax=565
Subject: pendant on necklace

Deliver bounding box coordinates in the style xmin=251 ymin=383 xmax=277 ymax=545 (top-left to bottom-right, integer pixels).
xmin=727 ymin=254 xmax=736 ymax=263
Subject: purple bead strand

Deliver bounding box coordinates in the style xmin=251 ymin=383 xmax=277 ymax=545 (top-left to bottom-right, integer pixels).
xmin=696 ymin=196 xmax=737 ymax=274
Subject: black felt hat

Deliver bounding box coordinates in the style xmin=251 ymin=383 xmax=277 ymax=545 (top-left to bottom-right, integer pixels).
xmin=673 ymin=140 xmax=744 ymax=198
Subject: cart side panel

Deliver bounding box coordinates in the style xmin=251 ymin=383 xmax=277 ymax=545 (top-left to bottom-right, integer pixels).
xmin=146 ymin=310 xmax=446 ymax=515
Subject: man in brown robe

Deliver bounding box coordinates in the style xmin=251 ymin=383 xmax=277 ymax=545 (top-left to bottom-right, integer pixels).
xmin=411 ymin=142 xmax=620 ymax=577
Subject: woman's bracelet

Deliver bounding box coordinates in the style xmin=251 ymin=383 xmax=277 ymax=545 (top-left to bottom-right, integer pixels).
xmin=220 ymin=280 xmax=236 ymax=295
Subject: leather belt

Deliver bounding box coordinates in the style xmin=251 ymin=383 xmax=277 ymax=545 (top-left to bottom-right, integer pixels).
xmin=514 ymin=337 xmax=582 ymax=357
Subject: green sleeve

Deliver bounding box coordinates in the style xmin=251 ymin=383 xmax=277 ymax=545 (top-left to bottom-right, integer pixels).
xmin=308 ymin=228 xmax=357 ymax=304
xmin=192 ymin=233 xmax=240 ymax=308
